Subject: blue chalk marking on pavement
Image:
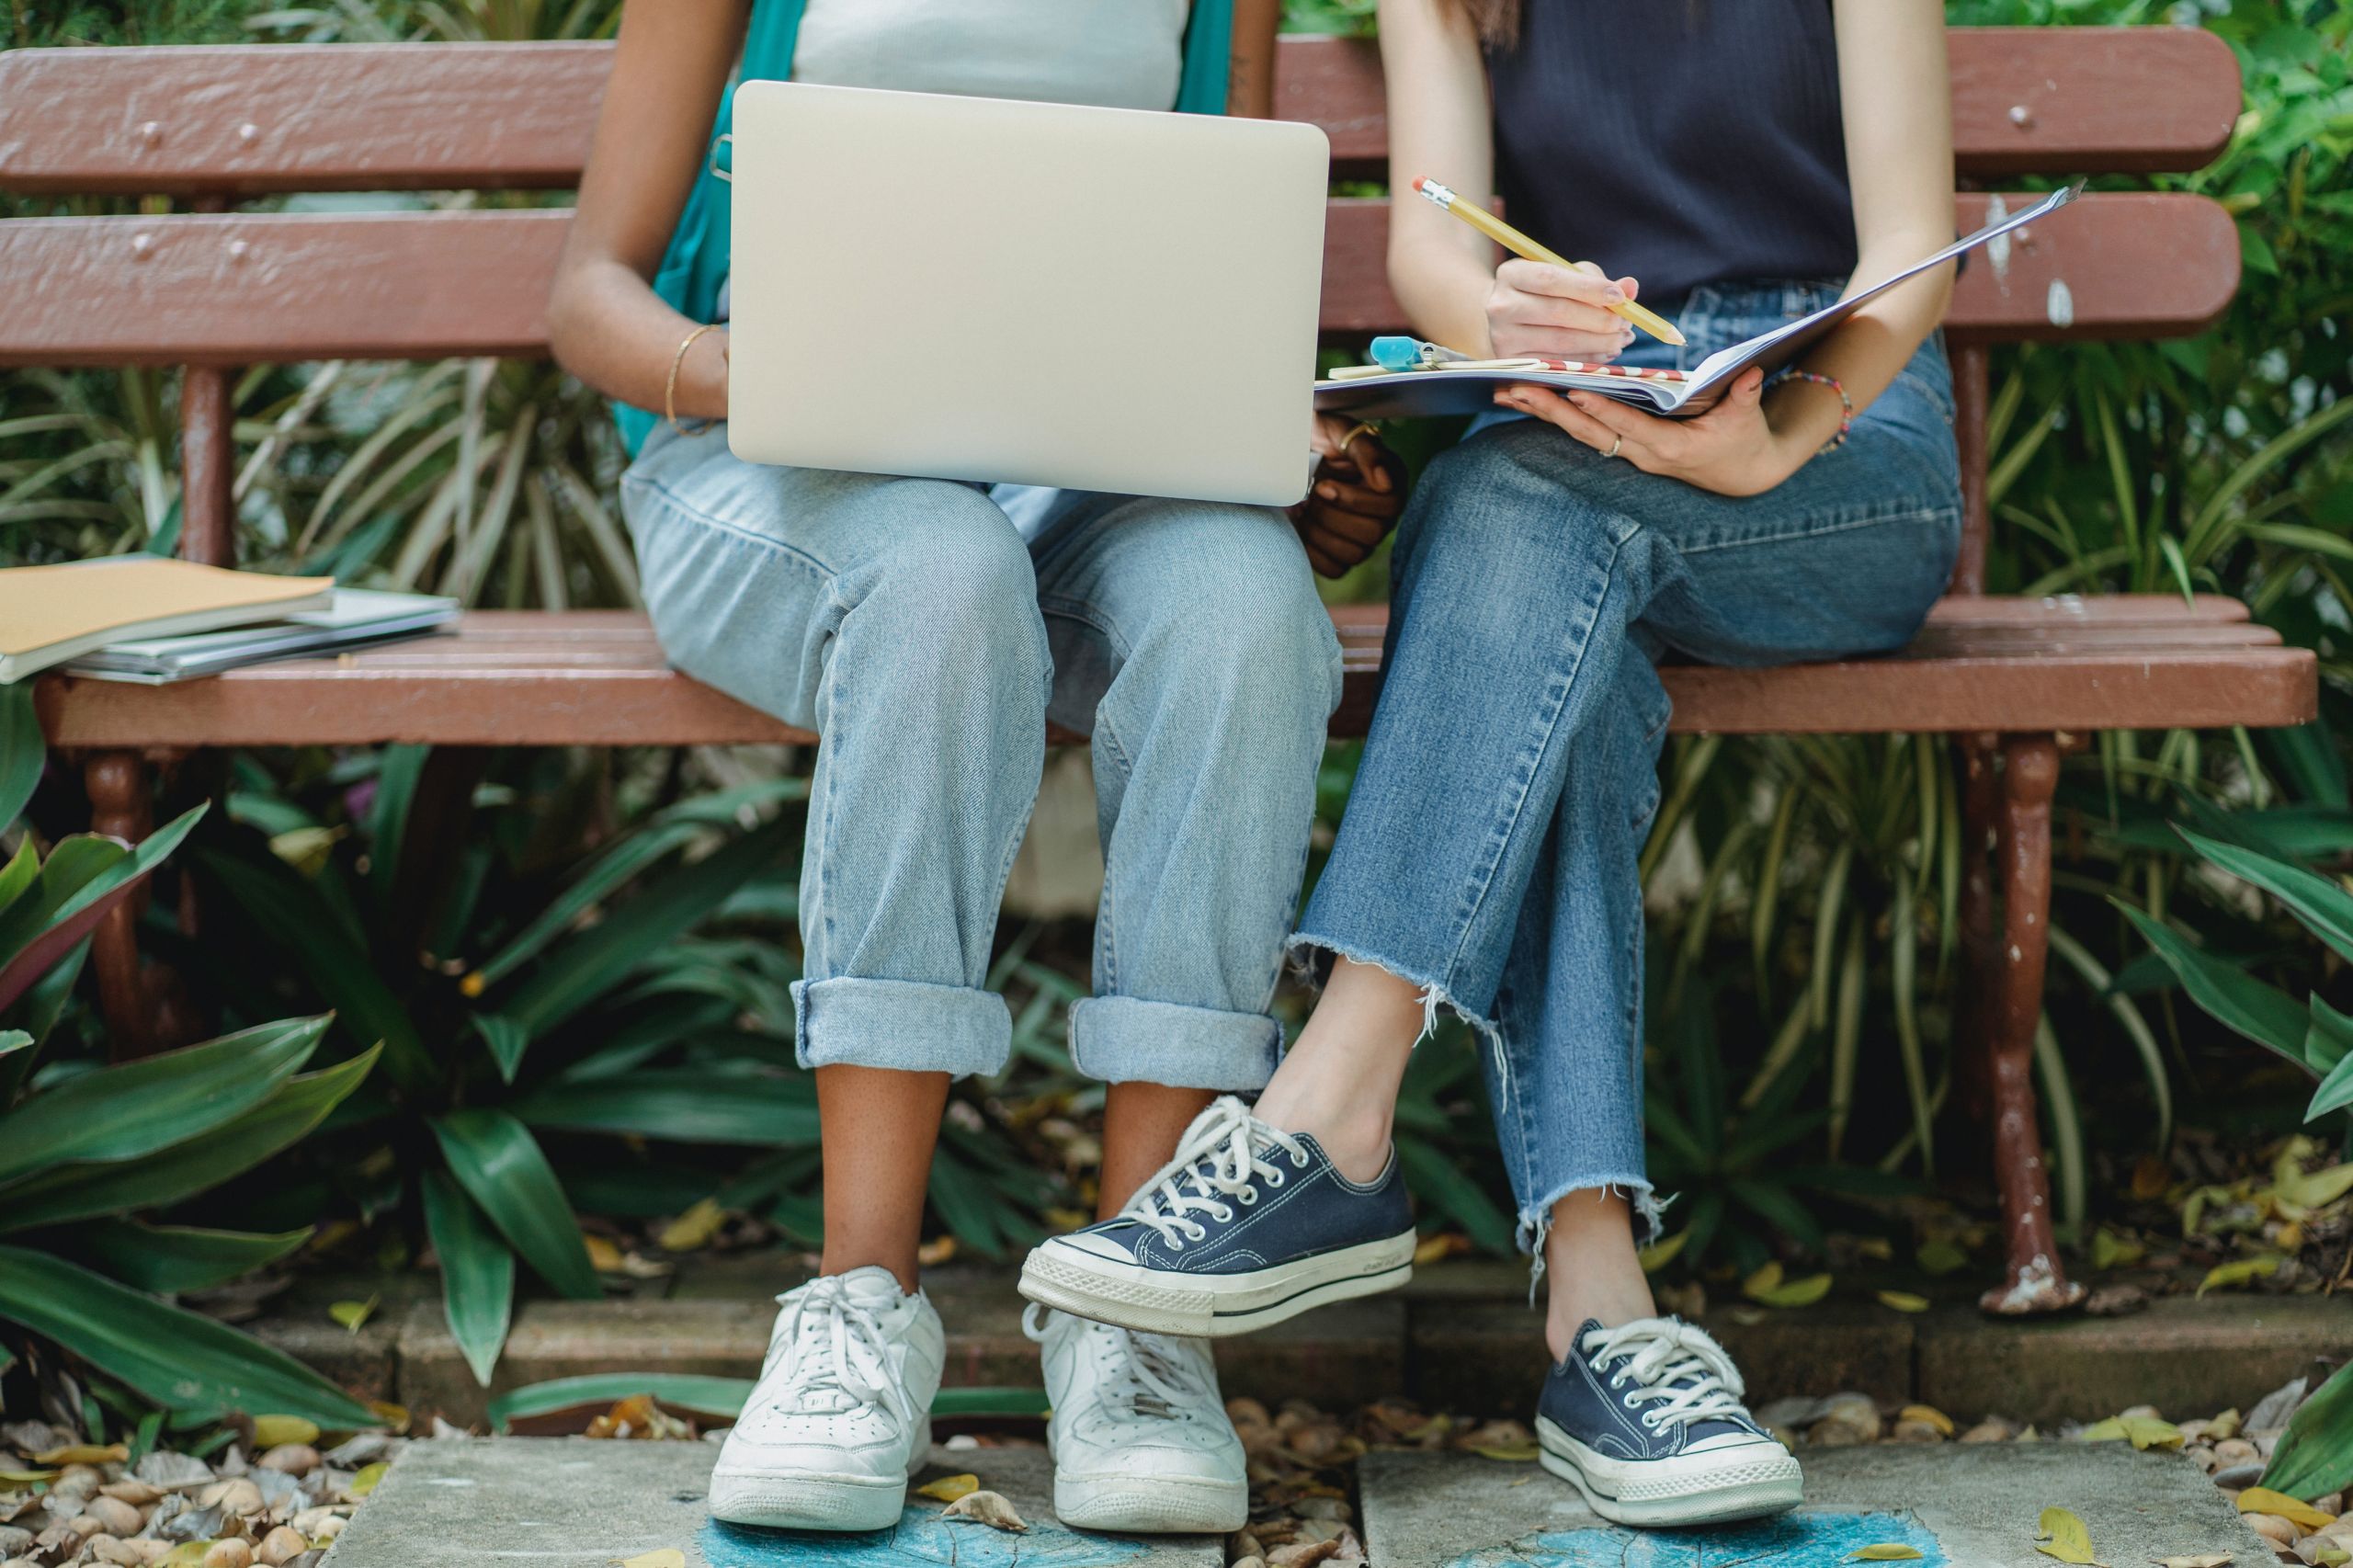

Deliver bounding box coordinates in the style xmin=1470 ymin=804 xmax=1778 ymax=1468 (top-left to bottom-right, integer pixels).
xmin=1445 ymin=1509 xmax=1945 ymax=1568
xmin=702 ymin=1509 xmax=1152 ymax=1567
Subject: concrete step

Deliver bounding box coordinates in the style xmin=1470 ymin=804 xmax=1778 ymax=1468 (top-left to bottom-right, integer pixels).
xmin=1357 ymin=1444 xmax=2277 ymax=1567
xmin=244 ymin=1258 xmax=2353 ymax=1430
xmin=324 ymin=1437 xmax=1212 ymax=1568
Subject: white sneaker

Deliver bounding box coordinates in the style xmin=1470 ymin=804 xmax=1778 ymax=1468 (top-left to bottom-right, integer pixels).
xmin=1026 ymin=1304 xmax=1249 ymax=1533
xmin=708 ymin=1267 xmax=944 ymax=1531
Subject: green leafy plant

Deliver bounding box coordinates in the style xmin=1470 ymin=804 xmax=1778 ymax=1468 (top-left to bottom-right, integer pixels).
xmin=0 ymin=690 xmax=376 ymax=1427
xmin=187 ymin=746 xmax=817 ymax=1384
xmin=2120 ymin=820 xmax=2353 ymax=1125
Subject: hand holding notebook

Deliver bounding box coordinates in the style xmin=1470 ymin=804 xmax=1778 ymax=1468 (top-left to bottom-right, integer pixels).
xmin=1316 ymin=183 xmax=2081 ymax=423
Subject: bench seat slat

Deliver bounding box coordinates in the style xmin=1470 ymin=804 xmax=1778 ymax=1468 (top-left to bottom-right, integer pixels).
xmin=0 ymin=30 xmax=2240 ymax=196
xmin=0 ymin=193 xmax=2239 ymax=368
xmin=33 ymin=601 xmax=2313 ymax=748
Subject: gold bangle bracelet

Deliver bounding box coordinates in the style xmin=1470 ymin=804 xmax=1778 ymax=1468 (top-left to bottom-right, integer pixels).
xmin=666 ymin=323 xmax=722 ymax=436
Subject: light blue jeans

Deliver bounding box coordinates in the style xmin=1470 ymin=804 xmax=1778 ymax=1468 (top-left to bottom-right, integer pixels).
xmin=1293 ymin=280 xmax=1963 ymax=1256
xmin=621 ymin=425 xmax=1342 ymax=1089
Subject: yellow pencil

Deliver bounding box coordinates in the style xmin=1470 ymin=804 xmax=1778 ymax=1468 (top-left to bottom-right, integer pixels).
xmin=1411 ymin=176 xmax=1685 ymax=347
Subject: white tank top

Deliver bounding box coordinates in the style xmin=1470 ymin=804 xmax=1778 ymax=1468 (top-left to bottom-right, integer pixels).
xmin=792 ymin=0 xmax=1189 ymax=110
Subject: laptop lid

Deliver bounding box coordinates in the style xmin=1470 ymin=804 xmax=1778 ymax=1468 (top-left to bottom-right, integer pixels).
xmin=724 ymin=81 xmax=1330 ymax=507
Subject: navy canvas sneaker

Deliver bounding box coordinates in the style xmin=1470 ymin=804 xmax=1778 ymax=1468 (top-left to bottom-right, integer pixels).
xmin=1019 ymin=1096 xmax=1416 ymax=1337
xmin=1536 ymin=1316 xmax=1803 ymax=1527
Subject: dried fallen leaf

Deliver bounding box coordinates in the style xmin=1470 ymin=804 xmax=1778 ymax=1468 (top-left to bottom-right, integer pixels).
xmin=916 ymin=1473 xmax=980 ymax=1504
xmin=2237 ymin=1490 xmax=2337 ymax=1531
xmin=2277 ymin=1163 xmax=2353 ymax=1210
xmin=328 ymin=1297 xmax=377 ymax=1335
xmin=656 ymin=1199 xmax=727 ymax=1253
xmin=2038 ymin=1506 xmax=2100 ymax=1564
xmin=347 ymin=1463 xmax=389 ymax=1499
xmin=1900 ymin=1405 xmax=1956 ymax=1437
xmin=2151 ymin=1555 xmax=2232 ymax=1568
xmin=250 ymin=1417 xmax=321 ymax=1449
xmin=1468 ymin=1445 xmax=1540 ymax=1462
xmin=1742 ymin=1261 xmax=1785 ymax=1298
xmin=2082 ymin=1416 xmax=2186 ymax=1451
xmin=1877 ymin=1290 xmax=1931 ymax=1313
xmin=584 ymin=1235 xmax=627 ymax=1273
xmin=1415 ymin=1233 xmax=1472 ymax=1267
xmin=1917 ymin=1240 xmax=1969 ymax=1276
xmin=916 ymin=1236 xmax=959 ymax=1267
xmin=1637 ymin=1231 xmax=1688 ymax=1273
xmin=614 ymin=1553 xmax=687 ymax=1568
xmin=2206 ymin=1409 xmax=2244 ymax=1442
xmin=2199 ymin=1256 xmax=2287 ymax=1297
xmin=36 ymin=1442 xmax=129 ymax=1465
xmin=942 ymin=1490 xmax=1028 ymax=1532
xmin=1753 ymin=1273 xmax=1834 ymax=1309
xmin=1847 ymin=1548 xmax=1925 ymax=1561
xmin=0 ymin=1469 xmax=57 ymax=1484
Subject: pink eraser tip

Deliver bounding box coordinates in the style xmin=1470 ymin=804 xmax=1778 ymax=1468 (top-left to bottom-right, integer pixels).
xmin=1410 ymin=176 xmax=1429 ymax=191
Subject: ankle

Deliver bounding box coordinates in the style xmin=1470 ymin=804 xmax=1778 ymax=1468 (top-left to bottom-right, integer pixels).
xmin=1256 ymin=1097 xmax=1392 ymax=1183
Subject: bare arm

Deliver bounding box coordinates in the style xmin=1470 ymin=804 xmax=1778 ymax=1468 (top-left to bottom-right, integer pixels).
xmin=1784 ymin=0 xmax=1956 ymax=428
xmin=1229 ymin=0 xmax=1281 ymax=118
xmin=546 ymin=0 xmax=747 ymax=424
xmin=1379 ymin=0 xmax=1640 ymax=362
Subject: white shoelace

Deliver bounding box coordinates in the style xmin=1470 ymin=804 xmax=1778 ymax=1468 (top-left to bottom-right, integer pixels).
xmin=1122 ymin=1096 xmax=1311 ymax=1250
xmin=1579 ymin=1318 xmax=1749 ymax=1432
xmin=1024 ymin=1304 xmax=1202 ymax=1420
xmin=764 ymin=1276 xmax=913 ymax=1426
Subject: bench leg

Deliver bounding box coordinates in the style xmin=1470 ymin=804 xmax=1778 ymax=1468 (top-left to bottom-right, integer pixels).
xmin=86 ymin=751 xmax=202 ymax=1061
xmin=1975 ymin=733 xmax=2086 ymax=1315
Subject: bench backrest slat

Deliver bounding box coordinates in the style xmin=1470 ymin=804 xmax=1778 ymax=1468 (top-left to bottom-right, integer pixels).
xmin=0 ymin=193 xmax=2239 ymax=369
xmin=0 ymin=28 xmax=2243 ymax=196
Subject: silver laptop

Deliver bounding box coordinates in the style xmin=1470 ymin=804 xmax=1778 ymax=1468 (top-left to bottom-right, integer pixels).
xmin=724 ymin=81 xmax=1331 ymax=507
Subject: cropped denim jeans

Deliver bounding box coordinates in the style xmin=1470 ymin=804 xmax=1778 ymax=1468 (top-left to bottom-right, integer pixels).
xmin=621 ymin=426 xmax=1341 ymax=1089
xmin=1293 ymin=280 xmax=1963 ymax=1257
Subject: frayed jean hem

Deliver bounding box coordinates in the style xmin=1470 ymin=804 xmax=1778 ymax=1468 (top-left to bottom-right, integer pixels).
xmin=1519 ymin=1175 xmax=1668 ymax=1301
xmin=1284 ymin=930 xmax=1518 ymax=1107
xmin=791 ymin=975 xmax=1012 ymax=1078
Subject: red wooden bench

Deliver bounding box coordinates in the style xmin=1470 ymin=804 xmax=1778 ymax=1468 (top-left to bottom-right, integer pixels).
xmin=0 ymin=28 xmax=2312 ymax=1313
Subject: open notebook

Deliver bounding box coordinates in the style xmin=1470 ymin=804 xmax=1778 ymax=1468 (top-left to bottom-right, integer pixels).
xmin=1315 ymin=183 xmax=2080 ymax=422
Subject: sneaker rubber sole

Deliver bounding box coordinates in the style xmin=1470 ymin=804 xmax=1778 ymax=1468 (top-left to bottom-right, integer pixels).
xmin=707 ymin=1418 xmax=932 ymax=1532
xmin=1535 ymin=1416 xmax=1802 ymax=1528
xmin=1052 ymin=1468 xmax=1250 ymax=1534
xmin=1018 ymin=1230 xmax=1417 ymax=1337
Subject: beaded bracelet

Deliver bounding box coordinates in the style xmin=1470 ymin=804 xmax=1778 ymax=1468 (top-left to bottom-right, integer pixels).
xmin=1775 ymin=369 xmax=1852 ymax=453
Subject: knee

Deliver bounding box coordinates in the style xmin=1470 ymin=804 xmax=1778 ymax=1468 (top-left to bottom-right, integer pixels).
xmin=1156 ymin=508 xmax=1342 ymax=718
xmin=852 ymin=483 xmax=1044 ymax=662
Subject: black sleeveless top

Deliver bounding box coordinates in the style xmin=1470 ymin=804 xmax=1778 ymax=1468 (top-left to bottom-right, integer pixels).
xmin=1483 ymin=0 xmax=1856 ymax=313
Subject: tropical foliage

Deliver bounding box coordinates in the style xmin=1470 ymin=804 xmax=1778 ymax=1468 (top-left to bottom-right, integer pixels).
xmin=2 ymin=0 xmax=2350 ymax=1425
xmin=0 ymin=691 xmax=379 ymax=1430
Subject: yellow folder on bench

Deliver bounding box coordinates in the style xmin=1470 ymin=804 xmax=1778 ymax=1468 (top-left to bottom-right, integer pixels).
xmin=0 ymin=558 xmax=333 ymax=684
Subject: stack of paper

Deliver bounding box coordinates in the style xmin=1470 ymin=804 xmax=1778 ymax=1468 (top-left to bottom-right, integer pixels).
xmin=63 ymin=587 xmax=459 ymax=685
xmin=0 ymin=559 xmax=457 ymax=685
xmin=1 ymin=559 xmax=335 ymax=683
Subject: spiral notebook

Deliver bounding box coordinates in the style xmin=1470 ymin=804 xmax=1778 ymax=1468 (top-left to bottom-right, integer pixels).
xmin=1314 ymin=183 xmax=2080 ymax=422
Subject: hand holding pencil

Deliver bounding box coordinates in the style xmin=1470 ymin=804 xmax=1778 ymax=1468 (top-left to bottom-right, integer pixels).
xmin=1414 ymin=176 xmax=1685 ymax=349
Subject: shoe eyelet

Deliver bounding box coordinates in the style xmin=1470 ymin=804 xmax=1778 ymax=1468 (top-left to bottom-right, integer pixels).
xmin=1239 ymin=1189 xmax=1257 ymax=1206
xmin=1186 ymin=1224 xmax=1207 ymax=1242
xmin=1291 ymin=1152 xmax=1310 ymax=1169
xmin=1267 ymin=1171 xmax=1285 ymax=1188
xmin=1212 ymin=1205 xmax=1234 ymax=1223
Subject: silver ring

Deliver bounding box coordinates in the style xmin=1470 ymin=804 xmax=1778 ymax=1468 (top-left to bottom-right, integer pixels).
xmin=1605 ymin=435 xmax=1624 ymax=459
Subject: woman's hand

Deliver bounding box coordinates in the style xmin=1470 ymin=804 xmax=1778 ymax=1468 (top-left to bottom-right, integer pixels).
xmin=1294 ymin=415 xmax=1407 ymax=577
xmin=1485 ymin=261 xmax=1641 ymax=362
xmin=1493 ymin=367 xmax=1826 ymax=498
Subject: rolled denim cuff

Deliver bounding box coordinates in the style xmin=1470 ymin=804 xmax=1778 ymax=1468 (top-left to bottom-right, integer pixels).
xmin=1067 ymin=995 xmax=1280 ymax=1092
xmin=791 ymin=976 xmax=1012 ymax=1078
